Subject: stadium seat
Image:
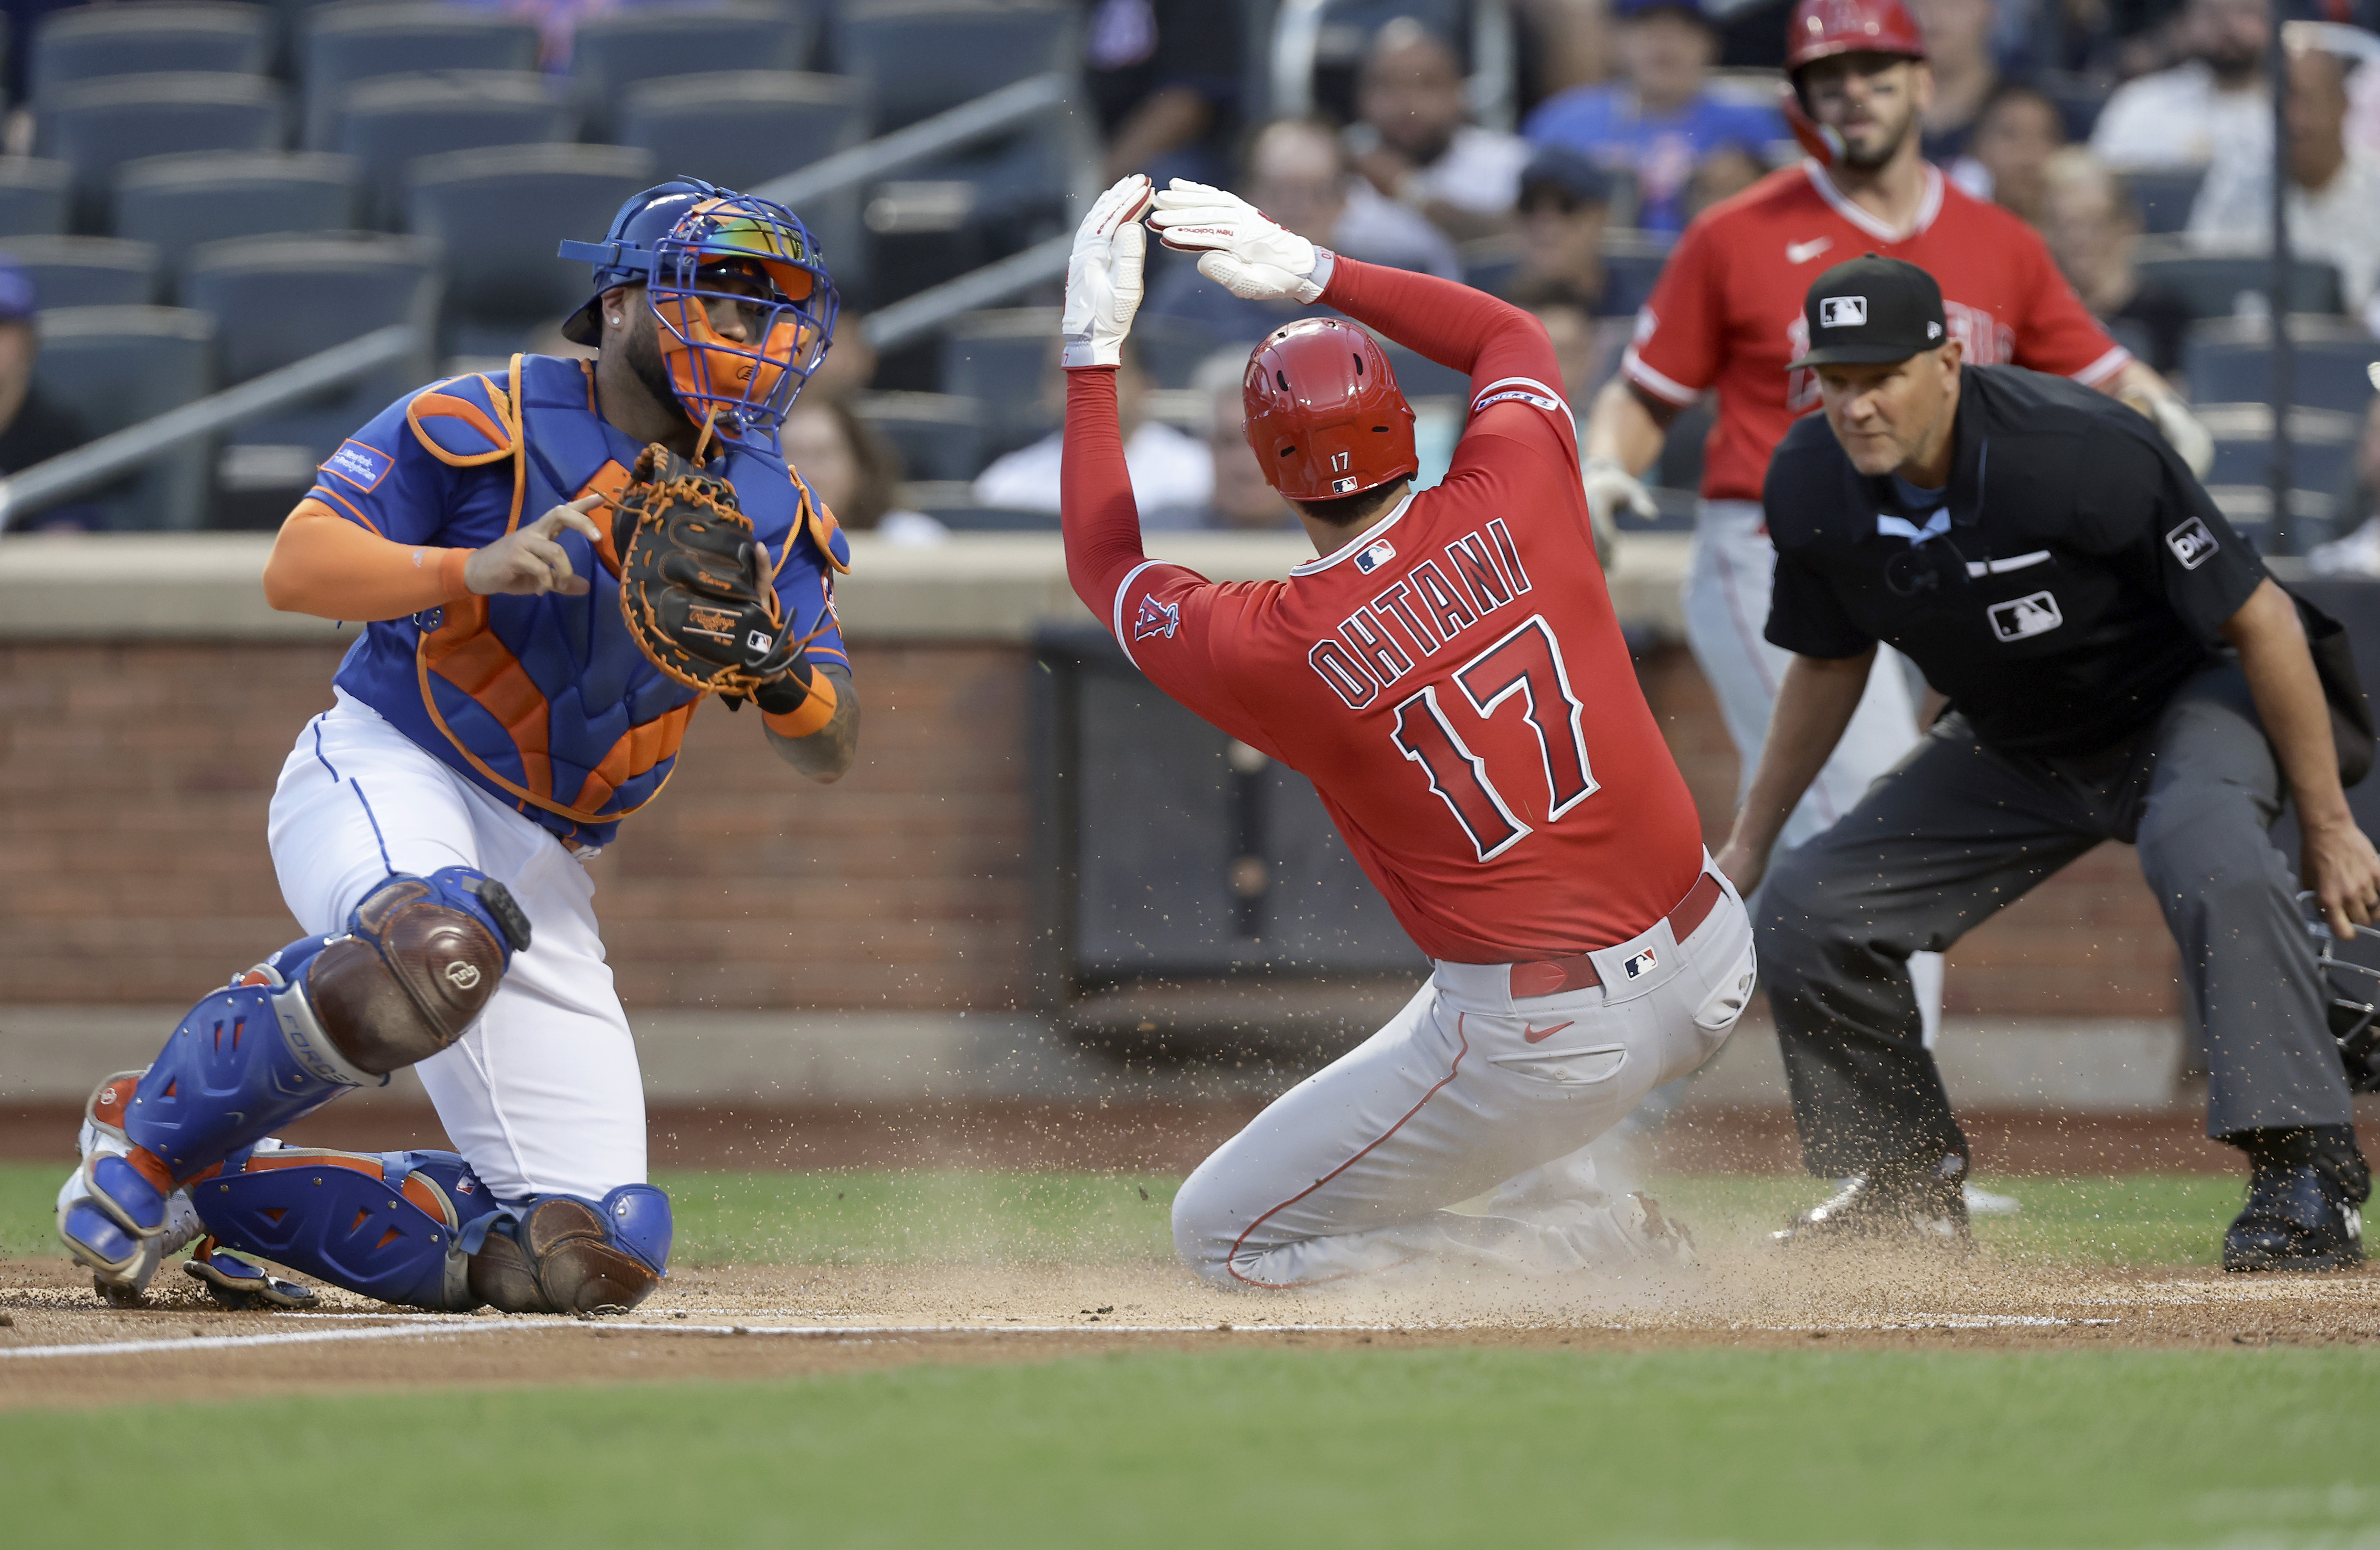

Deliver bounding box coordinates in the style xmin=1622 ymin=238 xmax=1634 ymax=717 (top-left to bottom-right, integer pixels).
xmin=29 ymin=3 xmax=273 ymax=98
xmin=181 ymin=231 xmax=440 ymax=466
xmin=406 ymin=143 xmax=655 ymax=355
xmin=619 ymin=71 xmax=867 ymax=266
xmin=299 ymin=3 xmax=543 ymax=148
xmin=2132 ymin=246 xmax=2344 ymax=320
xmin=2119 ymin=167 xmax=2205 ymax=236
xmin=1133 ymin=314 xmax=1233 ymax=389
xmin=832 ymin=0 xmax=1074 ymax=132
xmin=940 ymin=308 xmax=1058 ymax=459
xmin=35 ymin=73 xmax=288 ymax=232
xmin=1379 ymin=340 xmax=1469 ymax=400
xmin=2034 ymin=69 xmax=2112 ymax=142
xmin=32 ymin=305 xmax=217 ymax=530
xmin=1601 ymin=228 xmax=1674 ymax=315
xmin=113 ymin=152 xmax=363 ymax=288
xmin=569 ymin=5 xmax=820 ymax=141
xmin=0 ymin=236 xmax=160 ymax=307
xmin=333 ymin=72 xmax=575 ymax=228
xmin=2183 ymin=316 xmax=2380 ymax=413
xmin=0 ymin=158 xmax=70 ymax=238
xmin=852 ymin=390 xmax=985 ymax=482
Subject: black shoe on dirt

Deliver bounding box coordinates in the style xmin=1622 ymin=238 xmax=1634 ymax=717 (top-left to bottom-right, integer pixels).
xmin=2222 ymin=1151 xmax=2368 ymax=1272
xmin=1772 ymin=1169 xmax=1971 ymax=1250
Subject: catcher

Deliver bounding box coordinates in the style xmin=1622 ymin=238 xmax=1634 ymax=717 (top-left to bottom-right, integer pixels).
xmin=53 ymin=179 xmax=856 ymax=1315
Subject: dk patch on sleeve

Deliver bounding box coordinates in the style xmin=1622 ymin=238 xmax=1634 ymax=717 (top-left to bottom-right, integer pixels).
xmin=2165 ymin=516 xmax=2218 ymax=570
xmin=323 ymin=440 xmax=394 ymax=492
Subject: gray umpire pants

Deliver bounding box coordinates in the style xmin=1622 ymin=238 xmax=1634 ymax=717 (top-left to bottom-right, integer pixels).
xmin=1758 ymin=660 xmax=2354 ymax=1178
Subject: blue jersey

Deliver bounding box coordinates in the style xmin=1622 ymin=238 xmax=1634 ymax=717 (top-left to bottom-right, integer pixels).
xmin=1522 ymin=86 xmax=1784 ymax=235
xmin=299 ymin=354 xmax=851 ymax=848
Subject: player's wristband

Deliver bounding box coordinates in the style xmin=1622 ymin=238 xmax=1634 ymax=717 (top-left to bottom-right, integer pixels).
xmin=438 ymin=547 xmax=473 ymax=600
xmin=760 ymin=667 xmax=837 ymax=738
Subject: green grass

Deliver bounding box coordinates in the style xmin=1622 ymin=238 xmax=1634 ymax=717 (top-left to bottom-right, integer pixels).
xmin=2 ymin=1163 xmax=2251 ymax=1266
xmin=5 ymin=1347 xmax=2377 ymax=1547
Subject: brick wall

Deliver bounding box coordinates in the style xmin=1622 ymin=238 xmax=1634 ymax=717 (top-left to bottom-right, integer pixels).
xmin=0 ymin=639 xmax=2179 ymax=1016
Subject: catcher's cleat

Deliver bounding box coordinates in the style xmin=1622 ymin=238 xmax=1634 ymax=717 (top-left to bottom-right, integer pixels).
xmin=1772 ymin=1170 xmax=1972 ymax=1250
xmin=2223 ymin=1152 xmax=2368 ymax=1272
xmin=56 ymin=1072 xmax=205 ymax=1305
xmin=184 ymin=1240 xmax=320 ymax=1311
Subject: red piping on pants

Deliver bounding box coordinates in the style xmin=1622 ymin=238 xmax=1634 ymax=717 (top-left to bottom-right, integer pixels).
xmin=1224 ymin=1014 xmax=1473 ymax=1289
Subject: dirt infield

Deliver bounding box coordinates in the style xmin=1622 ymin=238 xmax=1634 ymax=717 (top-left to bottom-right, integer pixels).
xmin=7 ymin=1247 xmax=2375 ymax=1412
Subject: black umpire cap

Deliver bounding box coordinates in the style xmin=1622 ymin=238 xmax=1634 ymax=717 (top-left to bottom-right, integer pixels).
xmin=1787 ymin=253 xmax=1948 ymax=370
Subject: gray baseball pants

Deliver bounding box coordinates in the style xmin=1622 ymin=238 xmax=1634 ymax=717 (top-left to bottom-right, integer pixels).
xmin=1758 ymin=660 xmax=2354 ymax=1178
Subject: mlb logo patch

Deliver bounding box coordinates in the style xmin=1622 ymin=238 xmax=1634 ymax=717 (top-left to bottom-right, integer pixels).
xmin=1819 ymin=296 xmax=1868 ymax=328
xmin=1332 ymin=475 xmax=1360 ymax=494
xmin=1354 ymin=538 xmax=1396 ymax=574
xmin=2166 ymin=516 xmax=2218 ymax=570
xmin=746 ymin=629 xmax=774 ymax=654
xmin=1132 ymin=593 xmax=1180 ymax=643
xmin=1623 ymin=947 xmax=1658 ymax=980
xmin=323 ymin=439 xmax=392 ymax=492
xmin=1988 ymin=590 xmax=2064 ymax=641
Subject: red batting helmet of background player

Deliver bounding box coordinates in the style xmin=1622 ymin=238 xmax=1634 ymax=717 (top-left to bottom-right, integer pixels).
xmin=1784 ymin=0 xmax=1927 ymax=74
xmin=1242 ymin=320 xmax=1419 ymax=502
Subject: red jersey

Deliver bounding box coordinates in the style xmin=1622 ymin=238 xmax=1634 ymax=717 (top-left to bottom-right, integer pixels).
xmin=1062 ymin=260 xmax=1705 ymax=964
xmin=1624 ymin=161 xmax=2130 ymax=503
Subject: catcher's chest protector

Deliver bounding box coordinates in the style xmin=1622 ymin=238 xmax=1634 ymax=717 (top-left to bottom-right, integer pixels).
xmin=401 ymin=356 xmax=845 ymax=841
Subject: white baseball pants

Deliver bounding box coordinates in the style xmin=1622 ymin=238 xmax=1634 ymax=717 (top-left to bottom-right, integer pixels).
xmin=1683 ymin=499 xmax=1944 ymax=1043
xmin=264 ymin=691 xmax=647 ymax=1201
xmin=1171 ymin=869 xmax=1756 ymax=1289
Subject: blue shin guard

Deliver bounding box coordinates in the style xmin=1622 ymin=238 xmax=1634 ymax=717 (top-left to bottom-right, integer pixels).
xmin=123 ymin=869 xmax=527 ymax=1184
xmin=194 ymin=1148 xmax=507 ymax=1311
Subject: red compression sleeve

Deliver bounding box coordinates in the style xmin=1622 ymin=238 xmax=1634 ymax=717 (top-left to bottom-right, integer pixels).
xmin=1319 ymin=257 xmax=1565 ymax=400
xmin=1060 ymin=366 xmax=1149 ymax=614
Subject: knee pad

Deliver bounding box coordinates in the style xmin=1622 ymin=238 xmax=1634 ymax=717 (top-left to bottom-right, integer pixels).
xmin=467 ymin=1186 xmax=671 ymax=1315
xmin=124 ymin=869 xmax=529 ymax=1184
xmin=194 ymin=1147 xmax=506 ymax=1311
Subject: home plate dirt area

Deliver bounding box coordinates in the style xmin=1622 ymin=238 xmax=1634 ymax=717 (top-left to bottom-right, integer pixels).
xmin=6 ymin=1247 xmax=2377 ymax=1411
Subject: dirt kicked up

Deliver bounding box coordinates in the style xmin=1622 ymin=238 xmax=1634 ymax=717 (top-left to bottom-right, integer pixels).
xmin=6 ymin=1245 xmax=2376 ymax=1412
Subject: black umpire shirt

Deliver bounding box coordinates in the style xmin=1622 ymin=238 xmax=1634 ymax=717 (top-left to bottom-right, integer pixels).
xmin=1762 ymin=364 xmax=2267 ymax=758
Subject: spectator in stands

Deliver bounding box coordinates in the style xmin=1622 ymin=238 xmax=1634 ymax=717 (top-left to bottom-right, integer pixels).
xmin=782 ymin=398 xmax=947 ymax=548
xmin=1684 ymin=142 xmax=1768 ymax=217
xmin=1512 ymin=277 xmax=1631 ymax=403
xmin=1348 ymin=20 xmax=1533 ymax=242
xmin=1184 ymin=349 xmax=1297 ymax=532
xmin=1914 ymin=0 xmax=2007 ymax=165
xmin=2090 ymin=0 xmax=2271 ymax=169
xmin=1087 ymin=0 xmax=1243 ymax=188
xmin=1521 ymin=0 xmax=1784 ymax=235
xmin=1144 ymin=118 xmax=1460 ymax=339
xmin=0 ymin=261 xmax=101 ymax=534
xmin=973 ymin=337 xmax=1209 ymax=517
xmin=1963 ymin=82 xmax=2068 ymax=221
xmin=1497 ymin=147 xmax=1646 ymax=318
xmin=2039 ymin=148 xmax=2195 ymax=375
xmin=2188 ymin=46 xmax=2380 ymax=322
xmin=801 ymin=323 xmax=879 ymax=405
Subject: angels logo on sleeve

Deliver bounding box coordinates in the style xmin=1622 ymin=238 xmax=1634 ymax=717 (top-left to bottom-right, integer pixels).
xmin=1133 ymin=593 xmax=1181 ymax=643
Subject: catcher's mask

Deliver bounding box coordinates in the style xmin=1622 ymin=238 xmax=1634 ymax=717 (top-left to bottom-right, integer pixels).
xmin=2301 ymin=893 xmax=2380 ymax=1094
xmin=558 ymin=178 xmax=839 ymax=450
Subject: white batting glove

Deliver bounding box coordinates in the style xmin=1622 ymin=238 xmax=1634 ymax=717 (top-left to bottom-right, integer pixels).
xmin=2142 ymin=392 xmax=2215 ymax=481
xmin=1149 ymin=179 xmax=1334 ymax=304
xmin=1582 ymin=455 xmax=1658 ymax=529
xmin=1061 ymin=175 xmax=1154 ymax=370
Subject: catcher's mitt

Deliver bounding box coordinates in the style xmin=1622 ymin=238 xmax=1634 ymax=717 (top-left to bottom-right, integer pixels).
xmin=613 ymin=443 xmax=812 ymax=704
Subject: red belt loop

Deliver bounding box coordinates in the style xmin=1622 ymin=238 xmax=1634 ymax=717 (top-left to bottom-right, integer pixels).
xmin=1507 ymin=872 xmax=1726 ymax=999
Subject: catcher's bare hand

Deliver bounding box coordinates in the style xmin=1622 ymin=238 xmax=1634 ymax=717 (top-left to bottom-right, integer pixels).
xmin=465 ymin=494 xmax=605 ymax=597
xmin=2303 ymin=813 xmax=2380 ymax=937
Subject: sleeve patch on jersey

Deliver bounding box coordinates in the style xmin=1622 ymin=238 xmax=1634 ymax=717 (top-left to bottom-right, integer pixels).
xmin=322 ymin=439 xmax=392 ymax=492
xmin=1132 ymin=593 xmax=1181 ymax=643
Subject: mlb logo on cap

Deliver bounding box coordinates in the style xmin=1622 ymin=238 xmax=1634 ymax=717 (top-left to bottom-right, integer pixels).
xmin=1789 ymin=254 xmax=1949 ymax=370
xmin=1819 ymin=296 xmax=1867 ymax=328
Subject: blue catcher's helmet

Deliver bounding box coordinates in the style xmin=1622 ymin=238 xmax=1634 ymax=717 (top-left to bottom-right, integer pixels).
xmin=558 ymin=178 xmax=838 ymax=449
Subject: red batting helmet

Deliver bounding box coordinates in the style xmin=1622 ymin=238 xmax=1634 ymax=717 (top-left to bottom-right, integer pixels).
xmin=1783 ymin=0 xmax=1927 ymax=74
xmin=1242 ymin=320 xmax=1418 ymax=502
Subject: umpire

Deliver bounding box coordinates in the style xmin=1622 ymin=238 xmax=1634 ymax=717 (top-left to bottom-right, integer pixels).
xmin=1717 ymin=254 xmax=2378 ymax=1270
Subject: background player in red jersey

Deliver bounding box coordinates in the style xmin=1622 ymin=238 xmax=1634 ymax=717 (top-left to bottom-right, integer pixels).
xmin=1576 ymin=0 xmax=2210 ymax=1087
xmin=1059 ymin=175 xmax=1759 ymax=1289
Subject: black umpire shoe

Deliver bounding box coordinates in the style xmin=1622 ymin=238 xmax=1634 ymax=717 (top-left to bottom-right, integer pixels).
xmin=1772 ymin=1164 xmax=1972 ymax=1250
xmin=2222 ymin=1128 xmax=2370 ymax=1272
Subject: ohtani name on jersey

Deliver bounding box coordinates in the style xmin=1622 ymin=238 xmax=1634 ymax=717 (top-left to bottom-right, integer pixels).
xmin=1306 ymin=519 xmax=1533 ymax=709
